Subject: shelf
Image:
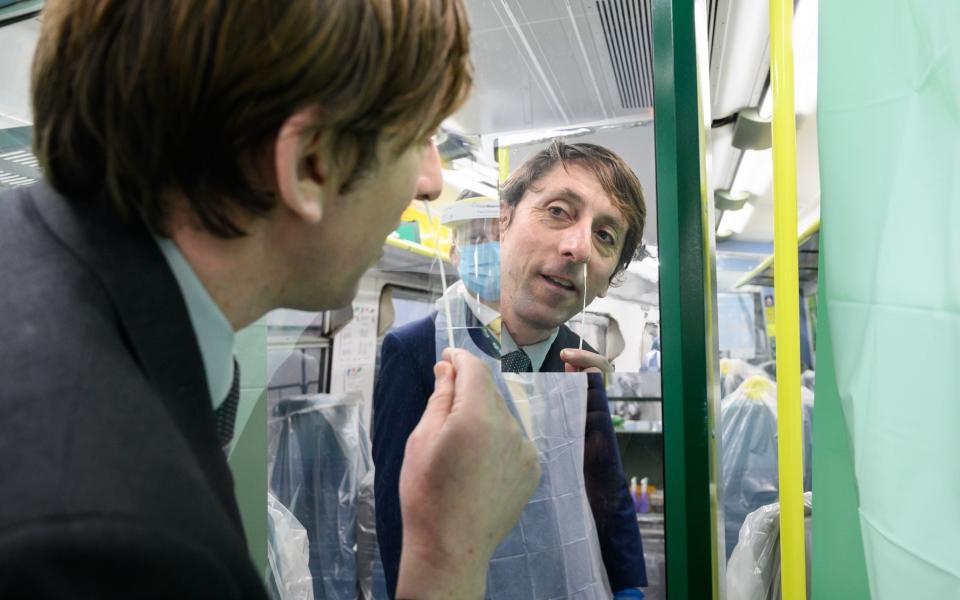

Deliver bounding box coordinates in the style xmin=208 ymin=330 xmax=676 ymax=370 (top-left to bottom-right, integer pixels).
xmin=615 ymin=422 xmax=663 ymax=434
xmin=735 ymin=218 xmax=820 ymax=294
xmin=374 ymin=237 xmax=454 ymax=275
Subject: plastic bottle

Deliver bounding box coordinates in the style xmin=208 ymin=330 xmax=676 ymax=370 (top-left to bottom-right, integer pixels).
xmin=637 ymin=477 xmax=650 ymax=513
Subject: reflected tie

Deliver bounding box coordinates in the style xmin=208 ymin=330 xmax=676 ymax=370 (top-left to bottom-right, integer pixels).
xmin=501 ymin=349 xmax=532 ymax=373
xmin=487 ymin=317 xmax=502 ymax=337
xmin=215 ymin=359 xmax=240 ymax=450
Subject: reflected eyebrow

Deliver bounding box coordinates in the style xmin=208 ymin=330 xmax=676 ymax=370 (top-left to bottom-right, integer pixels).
xmin=549 ymin=187 xmax=627 ymax=236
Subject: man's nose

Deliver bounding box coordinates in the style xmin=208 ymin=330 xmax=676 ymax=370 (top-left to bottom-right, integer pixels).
xmin=415 ymin=142 xmax=443 ymax=201
xmin=558 ymin=221 xmax=591 ymax=264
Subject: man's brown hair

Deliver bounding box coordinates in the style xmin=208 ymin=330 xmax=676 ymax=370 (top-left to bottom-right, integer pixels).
xmin=32 ymin=0 xmax=472 ymax=236
xmin=500 ymin=140 xmax=646 ymax=281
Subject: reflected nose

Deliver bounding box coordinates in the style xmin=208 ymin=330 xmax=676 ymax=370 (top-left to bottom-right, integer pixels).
xmin=415 ymin=142 xmax=443 ymax=201
xmin=559 ymin=221 xmax=591 ymax=264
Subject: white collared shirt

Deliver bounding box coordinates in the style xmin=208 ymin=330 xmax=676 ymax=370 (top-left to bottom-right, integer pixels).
xmin=156 ymin=238 xmax=236 ymax=409
xmin=500 ymin=325 xmax=559 ymax=373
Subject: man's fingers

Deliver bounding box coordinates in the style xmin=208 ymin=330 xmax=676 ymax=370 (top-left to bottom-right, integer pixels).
xmin=442 ymin=348 xmax=493 ymax=399
xmin=414 ymin=361 xmax=456 ymax=435
xmin=559 ymin=348 xmax=611 ymax=373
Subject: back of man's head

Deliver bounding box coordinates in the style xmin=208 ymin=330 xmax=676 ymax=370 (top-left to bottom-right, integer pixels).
xmin=31 ymin=0 xmax=472 ymax=237
xmin=500 ymin=140 xmax=646 ymax=281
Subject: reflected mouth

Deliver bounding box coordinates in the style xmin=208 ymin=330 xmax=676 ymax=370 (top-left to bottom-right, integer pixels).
xmin=541 ymin=274 xmax=577 ymax=293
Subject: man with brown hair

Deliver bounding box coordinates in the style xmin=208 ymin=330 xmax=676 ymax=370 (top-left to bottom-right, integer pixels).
xmin=0 ymin=1 xmax=539 ymax=598
xmin=499 ymin=140 xmax=647 ymax=374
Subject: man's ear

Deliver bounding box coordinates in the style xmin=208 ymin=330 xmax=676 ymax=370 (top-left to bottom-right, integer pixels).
xmin=449 ymin=240 xmax=460 ymax=269
xmin=595 ymin=272 xmax=614 ymax=299
xmin=274 ymin=106 xmax=329 ymax=224
xmin=499 ymin=201 xmax=512 ymax=235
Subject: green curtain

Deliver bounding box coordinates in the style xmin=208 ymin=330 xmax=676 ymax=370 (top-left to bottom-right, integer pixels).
xmin=819 ymin=1 xmax=960 ymax=597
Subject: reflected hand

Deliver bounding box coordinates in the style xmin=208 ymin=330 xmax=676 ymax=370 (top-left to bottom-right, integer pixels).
xmin=397 ymin=348 xmax=540 ymax=599
xmin=561 ymin=348 xmax=613 ymax=378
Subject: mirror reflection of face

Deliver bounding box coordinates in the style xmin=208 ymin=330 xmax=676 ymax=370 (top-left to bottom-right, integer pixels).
xmin=500 ymin=162 xmax=627 ymax=337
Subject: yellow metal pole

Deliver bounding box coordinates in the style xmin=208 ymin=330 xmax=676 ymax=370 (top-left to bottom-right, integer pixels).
xmin=497 ymin=145 xmax=510 ymax=185
xmin=770 ymin=0 xmax=806 ymax=598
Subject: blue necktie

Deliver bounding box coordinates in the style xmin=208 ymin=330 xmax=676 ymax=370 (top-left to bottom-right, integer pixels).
xmin=215 ymin=359 xmax=240 ymax=450
xmin=502 ymin=349 xmax=532 ymax=373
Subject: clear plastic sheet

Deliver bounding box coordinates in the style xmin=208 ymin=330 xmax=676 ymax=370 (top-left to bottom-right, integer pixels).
xmin=357 ymin=467 xmax=388 ymax=599
xmin=720 ymin=376 xmax=814 ymax=558
xmin=268 ymin=392 xmax=386 ymax=600
xmin=433 ymin=286 xmax=611 ymax=598
xmin=492 ymin=372 xmax=612 ymax=599
xmin=267 ymin=492 xmax=314 ymax=600
xmin=725 ymin=492 xmax=812 ymax=600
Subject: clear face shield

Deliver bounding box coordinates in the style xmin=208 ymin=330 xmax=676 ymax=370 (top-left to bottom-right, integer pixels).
xmin=424 ymin=196 xmax=502 ymax=362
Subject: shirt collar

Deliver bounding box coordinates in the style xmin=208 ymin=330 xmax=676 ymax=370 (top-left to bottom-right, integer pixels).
xmin=155 ymin=238 xmax=236 ymax=409
xmin=500 ymin=326 xmax=559 ymax=372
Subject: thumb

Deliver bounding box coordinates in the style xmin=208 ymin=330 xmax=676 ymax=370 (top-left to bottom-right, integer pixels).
xmin=415 ymin=361 xmax=456 ymax=435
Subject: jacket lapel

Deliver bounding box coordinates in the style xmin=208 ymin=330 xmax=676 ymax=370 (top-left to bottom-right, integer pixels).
xmin=28 ymin=183 xmax=243 ymax=528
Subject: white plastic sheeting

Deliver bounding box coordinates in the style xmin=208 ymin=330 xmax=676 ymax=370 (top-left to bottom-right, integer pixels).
xmin=726 ymin=492 xmax=812 ymax=600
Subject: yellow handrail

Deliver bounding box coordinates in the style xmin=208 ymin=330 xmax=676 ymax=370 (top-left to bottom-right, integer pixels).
xmin=770 ymin=0 xmax=806 ymax=597
xmin=497 ymin=145 xmax=510 ymax=185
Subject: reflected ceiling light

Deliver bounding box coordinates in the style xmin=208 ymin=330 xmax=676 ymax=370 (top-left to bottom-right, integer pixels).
xmin=496 ymin=127 xmax=591 ymax=147
xmin=440 ymin=168 xmax=498 ymax=198
xmin=792 ymin=0 xmax=819 ymax=116
xmin=717 ymin=202 xmax=756 ymax=237
xmin=730 ymin=148 xmax=772 ymax=197
xmin=757 ymin=0 xmax=817 ymax=119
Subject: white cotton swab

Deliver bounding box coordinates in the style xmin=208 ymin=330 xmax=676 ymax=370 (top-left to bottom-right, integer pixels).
xmin=579 ymin=261 xmax=587 ymax=350
xmin=422 ymin=200 xmax=456 ymax=350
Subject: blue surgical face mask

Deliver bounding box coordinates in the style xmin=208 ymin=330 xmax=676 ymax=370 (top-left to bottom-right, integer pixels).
xmin=458 ymin=241 xmax=500 ymax=301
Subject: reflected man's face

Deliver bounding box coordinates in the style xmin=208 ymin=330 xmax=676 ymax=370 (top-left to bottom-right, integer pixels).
xmin=499 ymin=163 xmax=627 ymax=341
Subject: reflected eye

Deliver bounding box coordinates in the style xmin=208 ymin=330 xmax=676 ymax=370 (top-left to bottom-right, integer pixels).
xmin=596 ymin=230 xmax=616 ymax=246
xmin=547 ymin=206 xmax=568 ymax=218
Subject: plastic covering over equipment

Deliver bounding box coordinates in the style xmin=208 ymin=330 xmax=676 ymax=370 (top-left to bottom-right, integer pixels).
xmin=720 ymin=375 xmax=814 ymax=558
xmin=726 ymin=492 xmax=812 ymax=600
xmin=267 ymin=492 xmax=314 ymax=600
xmin=268 ymin=392 xmax=387 ymax=599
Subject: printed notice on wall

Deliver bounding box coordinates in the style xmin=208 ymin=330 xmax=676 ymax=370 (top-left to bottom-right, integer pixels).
xmin=329 ymin=288 xmax=380 ymax=405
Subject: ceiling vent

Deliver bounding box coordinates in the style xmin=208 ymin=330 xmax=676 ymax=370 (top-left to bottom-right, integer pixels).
xmin=596 ymin=0 xmax=654 ymax=109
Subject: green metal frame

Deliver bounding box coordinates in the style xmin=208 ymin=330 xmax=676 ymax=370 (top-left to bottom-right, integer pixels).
xmin=652 ymin=0 xmax=723 ymax=598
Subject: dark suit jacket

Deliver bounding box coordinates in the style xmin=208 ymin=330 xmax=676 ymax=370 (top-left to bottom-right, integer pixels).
xmin=540 ymin=324 xmax=597 ymax=372
xmin=372 ymin=314 xmax=646 ymax=598
xmin=0 ymin=183 xmax=266 ymax=598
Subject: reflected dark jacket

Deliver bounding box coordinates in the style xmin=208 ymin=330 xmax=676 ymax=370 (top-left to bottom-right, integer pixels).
xmin=0 ymin=183 xmax=266 ymax=598
xmin=372 ymin=313 xmax=647 ymax=598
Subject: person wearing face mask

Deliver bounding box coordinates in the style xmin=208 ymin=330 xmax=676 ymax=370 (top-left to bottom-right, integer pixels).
xmin=372 ymin=193 xmax=505 ymax=598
